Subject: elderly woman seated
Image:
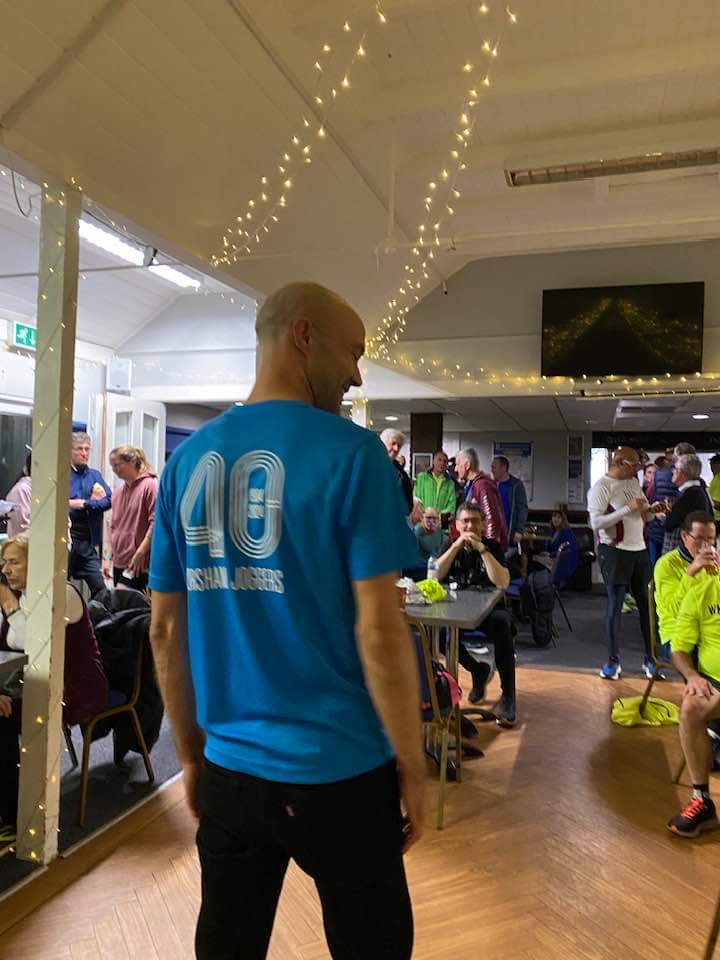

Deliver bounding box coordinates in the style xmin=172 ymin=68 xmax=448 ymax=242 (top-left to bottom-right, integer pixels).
xmin=0 ymin=534 xmax=108 ymax=849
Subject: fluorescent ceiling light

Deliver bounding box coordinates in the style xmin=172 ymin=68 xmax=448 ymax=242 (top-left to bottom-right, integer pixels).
xmin=692 ymin=413 xmax=710 ymax=420
xmin=385 ymin=415 xmax=399 ymax=421
xmin=148 ymin=264 xmax=201 ymax=289
xmin=79 ymin=218 xmax=201 ymax=289
xmin=79 ymin=218 xmax=143 ymax=264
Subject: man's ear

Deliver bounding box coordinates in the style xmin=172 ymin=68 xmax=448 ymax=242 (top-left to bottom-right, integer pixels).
xmin=291 ymin=316 xmax=312 ymax=354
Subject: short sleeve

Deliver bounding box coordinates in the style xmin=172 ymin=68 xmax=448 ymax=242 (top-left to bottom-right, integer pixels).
xmin=340 ymin=435 xmax=420 ymax=581
xmin=148 ymin=469 xmax=186 ymax=593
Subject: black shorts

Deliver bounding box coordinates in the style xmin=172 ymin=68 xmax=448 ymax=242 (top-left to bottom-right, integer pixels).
xmin=597 ymin=543 xmax=650 ymax=587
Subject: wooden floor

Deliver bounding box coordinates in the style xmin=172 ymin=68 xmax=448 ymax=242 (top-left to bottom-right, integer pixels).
xmin=2 ymin=666 xmax=720 ymax=959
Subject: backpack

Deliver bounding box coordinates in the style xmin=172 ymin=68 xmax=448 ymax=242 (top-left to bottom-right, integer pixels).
xmin=420 ymin=661 xmax=462 ymax=721
xmin=520 ymin=569 xmax=555 ymax=647
xmin=412 ymin=628 xmax=462 ymax=719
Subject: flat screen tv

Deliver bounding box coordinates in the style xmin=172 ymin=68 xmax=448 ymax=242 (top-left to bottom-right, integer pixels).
xmin=541 ymin=281 xmax=704 ymax=378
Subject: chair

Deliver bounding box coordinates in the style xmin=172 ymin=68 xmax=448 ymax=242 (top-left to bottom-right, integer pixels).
xmin=551 ymin=542 xmax=572 ymax=632
xmin=639 ymin=578 xmax=674 ymax=719
xmin=408 ymin=618 xmax=462 ymax=830
xmin=72 ymin=635 xmax=155 ymax=826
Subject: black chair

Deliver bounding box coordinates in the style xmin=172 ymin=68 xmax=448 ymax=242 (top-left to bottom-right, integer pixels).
xmin=65 ymin=635 xmax=155 ymax=825
xmin=551 ymin=542 xmax=572 ymax=633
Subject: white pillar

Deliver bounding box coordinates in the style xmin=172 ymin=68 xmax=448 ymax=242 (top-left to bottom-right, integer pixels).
xmin=351 ymin=398 xmax=369 ymax=429
xmin=16 ymin=183 xmax=80 ymax=864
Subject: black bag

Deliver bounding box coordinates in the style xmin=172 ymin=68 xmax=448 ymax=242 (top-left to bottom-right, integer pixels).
xmin=520 ymin=569 xmax=555 ymax=647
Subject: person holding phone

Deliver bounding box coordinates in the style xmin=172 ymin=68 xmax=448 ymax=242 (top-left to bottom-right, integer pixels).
xmin=588 ymin=446 xmax=666 ymax=681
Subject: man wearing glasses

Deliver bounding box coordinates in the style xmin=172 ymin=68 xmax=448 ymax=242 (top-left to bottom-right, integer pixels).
xmin=666 ymin=512 xmax=720 ymax=838
xmin=588 ymin=446 xmax=666 ymax=680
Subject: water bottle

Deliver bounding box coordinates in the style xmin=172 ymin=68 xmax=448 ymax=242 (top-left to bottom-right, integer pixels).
xmin=427 ymin=555 xmax=440 ymax=581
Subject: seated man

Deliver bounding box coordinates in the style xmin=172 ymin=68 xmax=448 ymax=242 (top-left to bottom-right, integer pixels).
xmin=436 ymin=503 xmax=516 ymax=727
xmin=667 ymin=527 xmax=720 ymax=838
xmin=414 ymin=507 xmax=449 ymax=564
xmin=654 ymin=511 xmax=717 ymax=658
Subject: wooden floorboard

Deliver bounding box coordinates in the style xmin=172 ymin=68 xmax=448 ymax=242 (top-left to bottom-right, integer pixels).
xmin=2 ymin=666 xmax=720 ymax=959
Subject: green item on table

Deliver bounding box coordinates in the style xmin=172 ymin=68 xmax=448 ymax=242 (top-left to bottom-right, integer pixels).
xmin=416 ymin=579 xmax=447 ymax=603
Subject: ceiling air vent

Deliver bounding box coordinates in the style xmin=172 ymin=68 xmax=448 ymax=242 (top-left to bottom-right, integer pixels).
xmin=505 ymin=148 xmax=720 ymax=187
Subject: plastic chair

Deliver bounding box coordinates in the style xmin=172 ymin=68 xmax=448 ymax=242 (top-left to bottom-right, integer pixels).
xmin=72 ymin=635 xmax=155 ymax=826
xmin=408 ymin=618 xmax=462 ymax=830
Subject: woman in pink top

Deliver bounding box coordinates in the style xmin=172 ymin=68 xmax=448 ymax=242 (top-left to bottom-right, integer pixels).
xmin=5 ymin=453 xmax=31 ymax=539
xmin=104 ymin=446 xmax=158 ymax=593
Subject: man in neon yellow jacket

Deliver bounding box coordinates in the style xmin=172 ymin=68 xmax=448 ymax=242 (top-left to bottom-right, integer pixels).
xmin=654 ymin=511 xmax=718 ymax=649
xmin=667 ymin=511 xmax=720 ymax=838
xmin=413 ymin=451 xmax=457 ymax=516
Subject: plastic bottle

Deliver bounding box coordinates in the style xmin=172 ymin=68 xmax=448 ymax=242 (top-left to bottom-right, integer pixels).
xmin=427 ymin=555 xmax=440 ymax=581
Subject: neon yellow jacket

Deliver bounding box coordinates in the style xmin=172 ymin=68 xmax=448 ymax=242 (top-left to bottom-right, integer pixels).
xmin=413 ymin=471 xmax=456 ymax=515
xmin=673 ymin=570 xmax=720 ymax=681
xmin=653 ymin=549 xmax=691 ymax=643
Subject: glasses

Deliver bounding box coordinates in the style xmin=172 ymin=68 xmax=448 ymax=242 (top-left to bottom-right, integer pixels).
xmin=686 ymin=533 xmax=717 ymax=546
xmin=425 ymin=516 xmax=440 ymax=525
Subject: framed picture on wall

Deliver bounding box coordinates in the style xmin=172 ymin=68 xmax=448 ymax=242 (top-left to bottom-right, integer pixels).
xmin=412 ymin=453 xmax=432 ymax=479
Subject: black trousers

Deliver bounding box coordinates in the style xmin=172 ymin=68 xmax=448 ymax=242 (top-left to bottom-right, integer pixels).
xmin=458 ymin=608 xmax=516 ymax=697
xmin=112 ymin=565 xmax=148 ymax=593
xmin=0 ymin=697 xmax=21 ymax=826
xmin=195 ymin=759 xmax=413 ymax=960
xmin=68 ymin=539 xmax=105 ymax=597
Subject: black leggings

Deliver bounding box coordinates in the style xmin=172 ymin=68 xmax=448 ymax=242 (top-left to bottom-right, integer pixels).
xmin=458 ymin=608 xmax=516 ymax=697
xmin=606 ymin=584 xmax=651 ymax=661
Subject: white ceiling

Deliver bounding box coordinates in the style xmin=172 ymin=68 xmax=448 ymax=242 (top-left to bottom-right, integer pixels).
xmin=366 ymin=392 xmax=720 ymax=434
xmin=3 ymin=0 xmax=720 ymax=335
xmin=0 ymin=168 xmax=238 ymax=348
xmin=2 ymin=0 xmax=720 ymax=413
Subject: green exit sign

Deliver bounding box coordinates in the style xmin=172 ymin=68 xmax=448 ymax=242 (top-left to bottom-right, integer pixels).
xmin=12 ymin=321 xmax=37 ymax=351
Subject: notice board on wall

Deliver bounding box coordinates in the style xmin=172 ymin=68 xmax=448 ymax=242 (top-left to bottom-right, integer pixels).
xmin=492 ymin=440 xmax=533 ymax=501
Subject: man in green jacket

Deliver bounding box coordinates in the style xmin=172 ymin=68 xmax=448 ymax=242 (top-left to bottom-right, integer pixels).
xmin=413 ymin=451 xmax=456 ymax=517
xmin=667 ymin=514 xmax=720 ymax=838
xmin=654 ymin=511 xmax=717 ymax=651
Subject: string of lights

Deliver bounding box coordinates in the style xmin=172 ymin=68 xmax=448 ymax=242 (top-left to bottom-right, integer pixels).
xmin=11 ymin=182 xmax=79 ymax=863
xmin=210 ymin=5 xmax=388 ymax=269
xmin=367 ymin=3 xmax=519 ymax=367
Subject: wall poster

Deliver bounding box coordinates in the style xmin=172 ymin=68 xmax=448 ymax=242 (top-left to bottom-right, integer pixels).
xmin=492 ymin=440 xmax=533 ymax=501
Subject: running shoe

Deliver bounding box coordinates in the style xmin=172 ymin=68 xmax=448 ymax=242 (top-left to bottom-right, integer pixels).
xmin=642 ymin=656 xmax=666 ymax=681
xmin=668 ymin=796 xmax=719 ymax=838
xmin=600 ymin=659 xmax=622 ymax=680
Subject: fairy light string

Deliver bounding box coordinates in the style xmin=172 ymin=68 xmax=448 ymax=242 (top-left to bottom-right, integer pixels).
xmin=211 ymin=6 xmax=387 ymax=268
xmin=367 ymin=4 xmax=520 ymax=367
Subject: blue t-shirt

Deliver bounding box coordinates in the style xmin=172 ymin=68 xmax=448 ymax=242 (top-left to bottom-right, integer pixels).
xmin=498 ymin=478 xmax=511 ymax=528
xmin=149 ymin=401 xmax=418 ymax=784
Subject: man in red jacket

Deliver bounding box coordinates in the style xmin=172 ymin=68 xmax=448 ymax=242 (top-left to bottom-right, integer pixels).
xmin=455 ymin=448 xmax=508 ymax=549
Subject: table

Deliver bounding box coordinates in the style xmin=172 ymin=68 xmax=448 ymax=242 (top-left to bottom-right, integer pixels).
xmin=0 ymin=650 xmax=27 ymax=685
xmin=406 ymin=587 xmax=504 ymax=677
xmin=406 ymin=587 xmax=505 ymax=765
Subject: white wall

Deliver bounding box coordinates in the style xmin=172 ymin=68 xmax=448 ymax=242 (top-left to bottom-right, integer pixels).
xmin=405 ymin=239 xmax=720 ymax=375
xmin=445 ymin=429 xmax=593 ymax=510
